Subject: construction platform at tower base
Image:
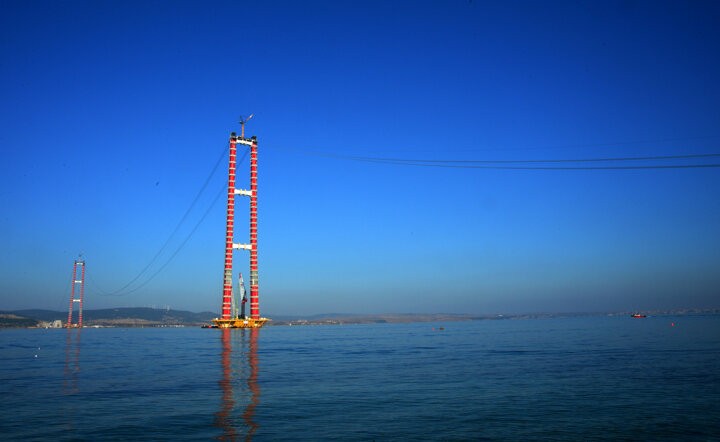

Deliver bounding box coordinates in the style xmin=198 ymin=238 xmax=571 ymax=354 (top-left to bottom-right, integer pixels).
xmin=210 ymin=317 xmax=269 ymax=328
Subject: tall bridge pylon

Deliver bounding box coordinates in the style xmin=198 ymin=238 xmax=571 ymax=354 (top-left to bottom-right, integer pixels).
xmin=67 ymin=258 xmax=85 ymax=328
xmin=213 ymin=125 xmax=268 ymax=329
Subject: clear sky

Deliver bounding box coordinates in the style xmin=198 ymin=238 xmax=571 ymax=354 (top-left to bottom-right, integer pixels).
xmin=1 ymin=0 xmax=719 ymax=315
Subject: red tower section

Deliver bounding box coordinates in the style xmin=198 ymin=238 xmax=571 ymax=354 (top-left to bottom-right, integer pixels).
xmin=249 ymin=137 xmax=259 ymax=319
xmin=66 ymin=259 xmax=85 ymax=328
xmin=220 ymin=136 xmax=238 ymax=320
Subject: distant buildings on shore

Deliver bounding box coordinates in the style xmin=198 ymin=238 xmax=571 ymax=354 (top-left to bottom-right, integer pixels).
xmin=37 ymin=320 xmax=63 ymax=328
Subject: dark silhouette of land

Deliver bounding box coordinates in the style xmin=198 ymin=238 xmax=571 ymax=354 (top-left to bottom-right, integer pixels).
xmin=1 ymin=308 xmax=216 ymax=328
xmin=1 ymin=307 xmax=718 ymax=328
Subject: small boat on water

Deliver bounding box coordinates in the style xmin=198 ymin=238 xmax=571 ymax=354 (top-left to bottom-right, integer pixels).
xmin=631 ymin=313 xmax=647 ymax=318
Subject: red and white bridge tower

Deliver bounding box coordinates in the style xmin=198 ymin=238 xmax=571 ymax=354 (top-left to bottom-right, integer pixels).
xmin=66 ymin=258 xmax=85 ymax=328
xmin=213 ymin=121 xmax=268 ymax=328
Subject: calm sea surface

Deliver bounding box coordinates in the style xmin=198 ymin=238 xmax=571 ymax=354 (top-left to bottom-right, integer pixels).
xmin=1 ymin=316 xmax=719 ymax=441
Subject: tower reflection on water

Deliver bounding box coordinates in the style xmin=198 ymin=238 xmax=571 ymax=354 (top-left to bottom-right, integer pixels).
xmin=216 ymin=328 xmax=260 ymax=441
xmin=62 ymin=328 xmax=82 ymax=436
xmin=63 ymin=329 xmax=81 ymax=395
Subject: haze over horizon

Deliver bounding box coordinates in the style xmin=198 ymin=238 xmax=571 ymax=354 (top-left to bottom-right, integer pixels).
xmin=1 ymin=1 xmax=719 ymax=316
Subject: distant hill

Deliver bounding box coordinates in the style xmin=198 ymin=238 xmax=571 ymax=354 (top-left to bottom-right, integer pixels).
xmin=267 ymin=312 xmax=492 ymax=325
xmin=0 ymin=313 xmax=38 ymax=328
xmin=4 ymin=308 xmax=218 ymax=327
xmin=2 ymin=309 xmax=484 ymax=328
xmin=1 ymin=310 xmax=504 ymax=327
xmin=3 ymin=308 xmax=717 ymax=328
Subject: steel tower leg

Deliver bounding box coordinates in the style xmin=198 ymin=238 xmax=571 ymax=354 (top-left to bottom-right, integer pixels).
xmin=249 ymin=138 xmax=259 ymax=319
xmin=221 ymin=135 xmax=238 ymax=320
xmin=67 ymin=261 xmax=78 ymax=328
xmin=78 ymin=262 xmax=85 ymax=328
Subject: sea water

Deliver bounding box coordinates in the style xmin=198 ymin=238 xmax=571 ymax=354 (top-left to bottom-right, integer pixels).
xmin=1 ymin=315 xmax=719 ymax=440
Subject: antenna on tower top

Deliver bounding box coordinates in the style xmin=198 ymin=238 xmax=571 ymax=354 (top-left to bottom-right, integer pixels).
xmin=239 ymin=114 xmax=254 ymax=139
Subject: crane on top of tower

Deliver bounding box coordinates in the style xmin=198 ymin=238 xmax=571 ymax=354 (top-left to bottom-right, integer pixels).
xmin=239 ymin=114 xmax=254 ymax=139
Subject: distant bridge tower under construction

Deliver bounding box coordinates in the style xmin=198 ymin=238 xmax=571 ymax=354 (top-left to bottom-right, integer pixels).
xmin=67 ymin=258 xmax=85 ymax=328
xmin=213 ymin=123 xmax=268 ymax=328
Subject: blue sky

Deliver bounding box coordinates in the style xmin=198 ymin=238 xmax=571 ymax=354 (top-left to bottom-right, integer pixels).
xmin=1 ymin=0 xmax=719 ymax=315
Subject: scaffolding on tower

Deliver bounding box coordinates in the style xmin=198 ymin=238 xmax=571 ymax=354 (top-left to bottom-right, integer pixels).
xmin=67 ymin=258 xmax=85 ymax=328
xmin=212 ymin=117 xmax=269 ymax=328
